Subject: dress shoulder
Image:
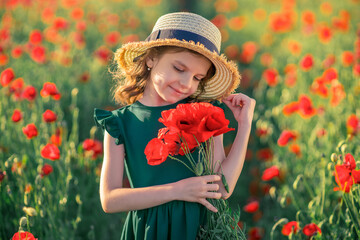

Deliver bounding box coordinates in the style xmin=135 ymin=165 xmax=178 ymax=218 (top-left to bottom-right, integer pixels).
xmin=94 ymin=108 xmax=124 ymax=145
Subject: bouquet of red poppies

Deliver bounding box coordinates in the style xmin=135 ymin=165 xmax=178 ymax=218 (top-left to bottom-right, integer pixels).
xmin=145 ymin=102 xmax=246 ymax=239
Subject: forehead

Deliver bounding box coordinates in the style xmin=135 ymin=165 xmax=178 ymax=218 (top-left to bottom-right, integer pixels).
xmin=160 ymin=50 xmax=212 ymax=68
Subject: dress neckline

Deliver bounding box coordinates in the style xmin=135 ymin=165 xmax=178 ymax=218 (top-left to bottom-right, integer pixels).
xmin=133 ymin=98 xmax=188 ymax=110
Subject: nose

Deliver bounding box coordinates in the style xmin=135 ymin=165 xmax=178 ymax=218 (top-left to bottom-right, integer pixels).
xmin=179 ymin=73 xmax=193 ymax=90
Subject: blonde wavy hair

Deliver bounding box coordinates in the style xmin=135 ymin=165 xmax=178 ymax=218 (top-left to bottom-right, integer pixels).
xmin=111 ymin=46 xmax=215 ymax=105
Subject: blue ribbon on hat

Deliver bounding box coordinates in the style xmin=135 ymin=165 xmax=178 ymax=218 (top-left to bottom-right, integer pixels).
xmin=145 ymin=29 xmax=219 ymax=54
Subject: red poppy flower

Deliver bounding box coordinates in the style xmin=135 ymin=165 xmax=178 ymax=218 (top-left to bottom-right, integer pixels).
xmin=334 ymin=153 xmax=360 ymax=192
xmin=330 ymin=81 xmax=345 ymax=106
xmin=243 ymin=200 xmax=259 ymax=213
xmin=29 ymin=29 xmax=42 ymax=45
xmin=256 ymin=148 xmax=273 ymax=161
xmin=322 ymin=68 xmax=337 ymax=83
xmin=51 ymin=128 xmax=62 ymax=146
xmin=22 ymin=86 xmax=37 ymax=101
xmin=41 ymin=164 xmax=53 ymax=177
xmin=83 ymin=139 xmax=103 ymax=159
xmin=12 ymin=46 xmax=23 ymax=58
xmin=282 ymin=102 xmax=299 ymax=116
xmin=301 ymin=10 xmax=316 ymax=26
xmin=347 ymin=114 xmax=359 ymax=135
xmin=341 ymin=51 xmax=354 ymax=67
xmin=31 ymin=45 xmax=46 ymax=63
xmin=318 ymin=24 xmax=332 ymax=44
xmin=9 ymin=78 xmax=24 ymax=99
xmin=298 ymin=95 xmax=316 ymax=118
xmin=12 ymin=109 xmax=22 ymax=122
xmin=289 ymin=144 xmax=301 ymax=156
xmin=322 ymin=54 xmax=336 ymax=68
xmin=71 ymin=8 xmax=84 ymax=20
xmin=224 ymin=45 xmax=239 ymax=60
xmin=41 ymin=143 xmax=60 ymax=160
xmin=53 ymin=17 xmax=69 ymax=30
xmin=0 ymin=170 xmax=6 ymax=182
xmin=281 ymin=221 xmax=299 ymax=236
xmin=211 ymin=14 xmax=227 ymax=28
xmin=302 ymin=223 xmax=321 ymax=236
xmin=228 ymin=16 xmax=246 ymax=31
xmin=248 ymin=227 xmax=263 ymax=240
xmin=354 ymin=63 xmax=360 ymax=77
xmin=12 ymin=231 xmax=38 ymax=240
xmin=287 ymin=40 xmax=301 ymax=56
xmin=316 ymin=128 xmax=327 ymax=138
xmin=310 ymin=77 xmax=328 ymax=98
xmin=94 ymin=46 xmax=112 ymax=65
xmin=40 ymin=82 xmax=61 ymax=100
xmin=43 ymin=109 xmax=57 ymax=123
xmin=1 ymin=68 xmax=15 ymax=87
xmin=144 ymin=138 xmax=169 ymax=166
xmin=300 ymin=54 xmax=314 ymax=71
xmin=261 ymin=166 xmax=280 ymax=181
xmin=269 ymin=11 xmax=294 ymax=33
xmin=76 ymin=21 xmax=87 ymax=32
xmin=277 ymin=130 xmax=297 ymax=146
xmin=239 ymin=41 xmax=258 ymax=64
xmin=262 ymin=68 xmax=278 ymax=87
xmin=22 ymin=123 xmax=38 ymax=139
xmin=104 ymin=31 xmax=121 ymax=47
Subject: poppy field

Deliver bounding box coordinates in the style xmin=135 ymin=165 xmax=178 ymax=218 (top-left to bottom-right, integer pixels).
xmin=0 ymin=0 xmax=359 ymax=239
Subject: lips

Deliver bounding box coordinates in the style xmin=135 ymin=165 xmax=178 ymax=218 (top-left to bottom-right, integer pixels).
xmin=170 ymin=86 xmax=186 ymax=95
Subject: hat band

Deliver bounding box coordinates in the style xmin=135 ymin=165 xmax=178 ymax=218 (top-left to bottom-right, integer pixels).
xmin=145 ymin=29 xmax=219 ymax=54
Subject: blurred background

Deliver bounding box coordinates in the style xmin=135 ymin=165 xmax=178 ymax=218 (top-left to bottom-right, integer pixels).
xmin=0 ymin=0 xmax=359 ymax=239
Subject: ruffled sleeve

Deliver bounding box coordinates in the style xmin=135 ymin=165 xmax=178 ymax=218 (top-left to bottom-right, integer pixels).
xmin=94 ymin=108 xmax=124 ymax=145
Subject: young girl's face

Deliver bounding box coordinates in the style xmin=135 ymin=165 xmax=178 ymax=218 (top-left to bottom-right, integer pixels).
xmin=144 ymin=50 xmax=212 ymax=106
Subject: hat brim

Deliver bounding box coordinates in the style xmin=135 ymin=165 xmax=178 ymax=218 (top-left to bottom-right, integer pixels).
xmin=114 ymin=38 xmax=241 ymax=101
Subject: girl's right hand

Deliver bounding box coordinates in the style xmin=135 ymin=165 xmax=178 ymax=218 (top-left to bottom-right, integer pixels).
xmin=173 ymin=175 xmax=222 ymax=212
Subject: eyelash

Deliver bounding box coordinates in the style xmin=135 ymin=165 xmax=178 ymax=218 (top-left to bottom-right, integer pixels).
xmin=173 ymin=66 xmax=202 ymax=81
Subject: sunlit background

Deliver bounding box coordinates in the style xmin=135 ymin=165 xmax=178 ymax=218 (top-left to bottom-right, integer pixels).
xmin=1 ymin=0 xmax=359 ymax=239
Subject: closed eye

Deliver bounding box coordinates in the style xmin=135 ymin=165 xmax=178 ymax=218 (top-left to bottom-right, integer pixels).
xmin=173 ymin=65 xmax=184 ymax=72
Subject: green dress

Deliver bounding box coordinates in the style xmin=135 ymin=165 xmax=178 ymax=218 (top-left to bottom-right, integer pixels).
xmin=94 ymin=99 xmax=207 ymax=240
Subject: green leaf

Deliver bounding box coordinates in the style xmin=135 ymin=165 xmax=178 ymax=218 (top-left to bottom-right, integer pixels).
xmin=222 ymin=174 xmax=229 ymax=193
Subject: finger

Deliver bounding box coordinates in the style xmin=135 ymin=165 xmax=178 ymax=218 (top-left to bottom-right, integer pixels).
xmin=203 ymin=174 xmax=221 ymax=182
xmin=206 ymin=191 xmax=222 ymax=199
xmin=199 ymin=199 xmax=218 ymax=213
xmin=206 ymin=183 xmax=220 ymax=191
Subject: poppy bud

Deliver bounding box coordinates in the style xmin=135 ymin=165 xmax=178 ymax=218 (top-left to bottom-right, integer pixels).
xmin=19 ymin=216 xmax=27 ymax=228
xmin=331 ymin=153 xmax=337 ymax=162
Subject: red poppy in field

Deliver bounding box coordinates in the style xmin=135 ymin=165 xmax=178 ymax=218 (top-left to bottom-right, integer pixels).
xmin=298 ymin=95 xmax=316 ymax=118
xmin=302 ymin=223 xmax=322 ymax=236
xmin=22 ymin=85 xmax=37 ymax=101
xmin=300 ymin=54 xmax=314 ymax=71
xmin=224 ymin=45 xmax=239 ymax=60
xmin=248 ymin=227 xmax=263 ymax=240
xmin=9 ymin=78 xmax=24 ymax=99
xmin=0 ymin=170 xmax=5 ymax=182
xmin=79 ymin=72 xmax=90 ymax=83
xmin=71 ymin=8 xmax=84 ymax=20
xmin=76 ymin=20 xmax=87 ymax=32
xmin=214 ymin=0 xmax=238 ymax=13
xmin=104 ymin=31 xmax=121 ymax=47
xmin=262 ymin=68 xmax=278 ymax=87
xmin=269 ymin=11 xmax=294 ymax=33
xmin=40 ymin=164 xmax=53 ymax=177
xmin=332 ymin=10 xmax=350 ymax=32
xmin=53 ymin=17 xmax=69 ymax=30
xmin=260 ymin=53 xmax=273 ymax=67
xmin=29 ymin=29 xmax=42 ymax=45
xmin=243 ymin=200 xmax=259 ymax=213
xmin=261 ymin=166 xmax=280 ymax=181
xmin=320 ymin=2 xmax=332 ymax=15
xmin=301 ymin=10 xmax=316 ymax=26
xmin=341 ymin=51 xmax=354 ymax=67
xmin=330 ymin=81 xmax=346 ymax=106
xmin=228 ymin=16 xmax=247 ymax=31
xmin=334 ymin=153 xmax=360 ymax=192
xmin=211 ymin=14 xmax=227 ymax=28
xmin=281 ymin=221 xmax=299 ymax=236
xmin=316 ymin=128 xmax=327 ymax=138
xmin=72 ymin=32 xmax=86 ymax=49
xmin=277 ymin=130 xmax=297 ymax=146
xmin=322 ymin=54 xmax=336 ymax=68
xmin=22 ymin=123 xmax=38 ymax=139
xmin=11 ymin=109 xmax=22 ymax=122
xmin=41 ymin=143 xmax=60 ymax=161
xmin=12 ymin=231 xmax=38 ymax=240
xmin=318 ymin=24 xmax=332 ymax=43
xmin=30 ymin=45 xmax=46 ymax=63
xmin=310 ymin=77 xmax=328 ymax=98
xmin=94 ymin=46 xmax=112 ymax=65
xmin=289 ymin=143 xmax=301 ymax=156
xmin=42 ymin=109 xmax=57 ymax=123
xmin=239 ymin=41 xmax=258 ymax=64
xmin=287 ymin=40 xmax=301 ymax=56
xmin=282 ymin=101 xmax=299 ymax=116
xmin=354 ymin=63 xmax=360 ymax=77
xmin=347 ymin=114 xmax=359 ymax=135
xmin=322 ymin=68 xmax=338 ymax=83
xmin=256 ymin=148 xmax=273 ymax=161
xmin=12 ymin=46 xmax=23 ymax=58
xmin=41 ymin=7 xmax=55 ymax=24
xmin=83 ymin=139 xmax=103 ymax=159
xmin=255 ymin=126 xmax=270 ymax=138
xmin=40 ymin=82 xmax=61 ymax=100
xmin=0 ymin=53 xmax=8 ymax=66
xmin=145 ymin=138 xmax=169 ymax=166
xmin=51 ymin=128 xmax=63 ymax=146
xmin=0 ymin=68 xmax=15 ymax=87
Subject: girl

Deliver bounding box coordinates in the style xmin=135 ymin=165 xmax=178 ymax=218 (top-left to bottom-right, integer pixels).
xmin=94 ymin=12 xmax=256 ymax=240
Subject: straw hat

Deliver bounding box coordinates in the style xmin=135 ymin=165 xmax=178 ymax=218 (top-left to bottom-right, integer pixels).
xmin=115 ymin=12 xmax=240 ymax=100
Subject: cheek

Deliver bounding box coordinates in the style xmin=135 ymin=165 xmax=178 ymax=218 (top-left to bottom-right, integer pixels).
xmin=190 ymin=81 xmax=201 ymax=93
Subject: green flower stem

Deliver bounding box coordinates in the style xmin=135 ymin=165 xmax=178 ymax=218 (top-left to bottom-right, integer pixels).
xmin=168 ymin=155 xmax=196 ymax=175
xmin=343 ymin=193 xmax=360 ymax=238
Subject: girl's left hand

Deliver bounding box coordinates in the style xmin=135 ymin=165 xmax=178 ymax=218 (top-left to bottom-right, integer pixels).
xmin=222 ymin=93 xmax=256 ymax=125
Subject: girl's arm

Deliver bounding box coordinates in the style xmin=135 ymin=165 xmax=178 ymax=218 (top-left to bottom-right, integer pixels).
xmin=100 ymin=131 xmax=222 ymax=213
xmin=213 ymin=93 xmax=256 ymax=199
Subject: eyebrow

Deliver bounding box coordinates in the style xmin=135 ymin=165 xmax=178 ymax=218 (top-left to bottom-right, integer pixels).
xmin=174 ymin=60 xmax=206 ymax=77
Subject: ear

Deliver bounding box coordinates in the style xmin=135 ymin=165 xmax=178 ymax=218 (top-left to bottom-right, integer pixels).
xmin=146 ymin=56 xmax=155 ymax=69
